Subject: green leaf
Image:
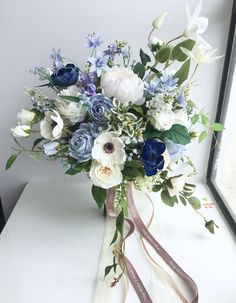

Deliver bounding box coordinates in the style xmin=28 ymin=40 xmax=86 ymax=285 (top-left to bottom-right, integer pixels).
xmin=65 ymin=167 xmax=82 ymax=175
xmin=5 ymin=153 xmax=18 ymax=170
xmin=59 ymin=95 xmax=81 ymax=102
xmin=133 ymin=62 xmax=145 ymax=79
xmin=32 ymin=138 xmax=44 ymax=151
xmin=210 ymin=123 xmax=225 ymax=132
xmin=116 ymin=211 xmax=124 ymax=234
xmin=104 ymin=265 xmax=114 ymax=277
xmin=174 ymin=59 xmax=191 ymax=85
xmin=131 ymin=105 xmax=143 ymax=116
xmin=140 ymin=49 xmax=151 ymax=65
xmin=123 ymin=165 xmax=144 ymax=179
xmin=198 ymin=130 xmax=207 ymax=143
xmin=110 ymin=230 xmax=118 ymax=246
xmin=201 ymin=114 xmax=209 ymax=126
xmin=179 ymin=195 xmax=187 ymax=206
xmin=188 ymin=196 xmax=201 ymax=210
xmin=157 ymin=46 xmax=171 ymax=63
xmin=172 ymin=39 xmax=195 ymax=62
xmin=92 ymin=185 xmax=107 ymax=209
xmin=161 ymin=190 xmax=178 ymax=207
xmin=144 ymin=129 xmax=162 ymax=140
xmin=205 ymin=220 xmax=219 ymax=234
xmin=31 ymin=108 xmax=44 ymax=123
xmin=152 ymin=184 xmax=162 ymax=192
xmin=191 ymin=114 xmax=199 ymax=124
xmin=164 ymin=124 xmax=191 ymax=145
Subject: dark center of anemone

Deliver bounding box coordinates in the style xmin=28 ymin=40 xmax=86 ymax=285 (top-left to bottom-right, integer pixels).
xmin=51 ymin=121 xmax=57 ymax=128
xmin=103 ymin=142 xmax=115 ymax=154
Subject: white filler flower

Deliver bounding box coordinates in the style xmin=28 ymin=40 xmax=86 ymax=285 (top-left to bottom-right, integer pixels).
xmin=90 ymin=162 xmax=122 ymax=189
xmin=92 ymin=132 xmax=126 ymax=167
xmin=17 ymin=109 xmax=35 ymax=125
xmin=101 ymin=66 xmax=144 ymax=105
xmin=11 ymin=125 xmax=30 ymax=137
xmin=40 ymin=110 xmax=64 ymax=140
xmin=167 ymin=175 xmax=185 ymax=197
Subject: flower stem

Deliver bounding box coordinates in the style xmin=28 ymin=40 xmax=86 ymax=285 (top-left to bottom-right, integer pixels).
xmin=190 ymin=64 xmax=199 ymax=81
xmin=166 ymin=34 xmax=183 ymax=46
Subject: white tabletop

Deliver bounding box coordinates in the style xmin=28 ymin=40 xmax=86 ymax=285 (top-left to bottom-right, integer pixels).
xmin=0 ymin=182 xmax=236 ymax=303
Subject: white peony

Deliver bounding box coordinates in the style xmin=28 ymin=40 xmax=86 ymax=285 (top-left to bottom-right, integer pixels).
xmin=167 ymin=175 xmax=185 ymax=197
xmin=17 ymin=109 xmax=35 ymax=125
xmin=90 ymin=161 xmax=122 ymax=189
xmin=101 ymin=66 xmax=144 ymax=105
xmin=56 ymin=100 xmax=87 ymax=124
xmin=40 ymin=110 xmax=64 ymax=140
xmin=148 ymin=109 xmax=174 ymax=131
xmin=92 ymin=132 xmax=126 ymax=167
xmin=174 ymin=110 xmax=190 ymax=128
xmin=11 ymin=125 xmax=30 ymax=137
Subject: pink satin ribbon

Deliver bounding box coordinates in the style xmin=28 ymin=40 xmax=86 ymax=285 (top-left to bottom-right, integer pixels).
xmin=106 ymin=184 xmax=199 ymax=303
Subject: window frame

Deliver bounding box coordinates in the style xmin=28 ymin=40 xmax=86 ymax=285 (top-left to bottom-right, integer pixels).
xmin=207 ymin=0 xmax=236 ymax=236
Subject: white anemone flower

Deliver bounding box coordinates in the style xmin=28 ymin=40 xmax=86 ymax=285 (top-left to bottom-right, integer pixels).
xmin=40 ymin=110 xmax=64 ymax=140
xmin=183 ymin=1 xmax=210 ymax=49
xmin=91 ymin=132 xmax=126 ymax=167
xmin=181 ymin=44 xmax=222 ymax=64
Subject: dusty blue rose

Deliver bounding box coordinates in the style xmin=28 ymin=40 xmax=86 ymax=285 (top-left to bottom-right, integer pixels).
xmin=69 ymin=123 xmax=94 ymax=162
xmin=51 ymin=64 xmax=79 ymax=86
xmin=165 ymin=139 xmax=185 ymax=161
xmin=141 ymin=139 xmax=166 ymax=176
xmin=89 ymin=94 xmax=113 ymax=125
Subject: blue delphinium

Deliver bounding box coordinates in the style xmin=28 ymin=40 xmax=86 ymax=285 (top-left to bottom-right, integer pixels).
xmin=165 ymin=139 xmax=185 ymax=161
xmin=69 ymin=123 xmax=94 ymax=163
xmin=176 ymin=91 xmax=187 ymax=108
xmin=80 ymin=72 xmax=96 ymax=96
xmin=141 ymin=139 xmax=166 ymax=176
xmin=50 ymin=48 xmax=64 ymax=72
xmin=51 ymin=64 xmax=79 ymax=86
xmin=88 ymin=51 xmax=108 ymax=77
xmin=84 ymin=33 xmax=103 ymax=49
xmin=145 ymin=72 xmax=178 ymax=95
xmin=89 ymin=94 xmax=113 ymax=125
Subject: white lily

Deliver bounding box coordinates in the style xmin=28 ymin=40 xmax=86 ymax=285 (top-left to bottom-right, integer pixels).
xmin=181 ymin=44 xmax=222 ymax=64
xmin=183 ymin=1 xmax=210 ymax=49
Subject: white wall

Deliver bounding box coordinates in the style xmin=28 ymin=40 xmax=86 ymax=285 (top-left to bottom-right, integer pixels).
xmin=0 ymin=0 xmax=233 ymax=219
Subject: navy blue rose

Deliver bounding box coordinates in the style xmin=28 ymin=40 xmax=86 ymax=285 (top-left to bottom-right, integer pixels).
xmin=51 ymin=64 xmax=79 ymax=86
xmin=141 ymin=139 xmax=166 ymax=176
xmin=69 ymin=123 xmax=94 ymax=163
xmin=89 ymin=94 xmax=113 ymax=125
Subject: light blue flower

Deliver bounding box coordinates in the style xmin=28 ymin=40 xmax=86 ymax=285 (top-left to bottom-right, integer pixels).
xmin=69 ymin=123 xmax=94 ymax=162
xmin=165 ymin=139 xmax=185 ymax=161
xmin=176 ymin=91 xmax=187 ymax=108
xmin=84 ymin=34 xmax=103 ymax=48
xmin=88 ymin=51 xmax=108 ymax=77
xmin=50 ymin=48 xmax=64 ymax=72
xmin=89 ymin=94 xmax=113 ymax=125
xmin=43 ymin=141 xmax=60 ymax=156
xmin=145 ymin=72 xmax=178 ymax=95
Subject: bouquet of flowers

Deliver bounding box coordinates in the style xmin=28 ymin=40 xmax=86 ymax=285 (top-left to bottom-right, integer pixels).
xmin=7 ymin=2 xmax=223 ymax=302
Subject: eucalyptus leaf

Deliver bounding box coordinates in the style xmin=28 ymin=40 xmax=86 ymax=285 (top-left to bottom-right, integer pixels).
xmin=174 ymin=59 xmax=190 ymax=85
xmin=210 ymin=123 xmax=225 ymax=132
xmin=172 ymin=39 xmax=195 ymax=61
xmin=157 ymin=46 xmax=171 ymax=63
xmin=164 ymin=124 xmax=191 ymax=145
xmin=5 ymin=153 xmax=18 ymax=170
xmin=201 ymin=114 xmax=209 ymax=126
xmin=198 ymin=130 xmax=207 ymax=143
xmin=161 ymin=190 xmax=178 ymax=207
xmin=188 ymin=196 xmax=201 ymax=210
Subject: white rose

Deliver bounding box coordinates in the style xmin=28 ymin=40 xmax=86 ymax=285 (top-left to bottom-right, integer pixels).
xmin=152 ymin=12 xmax=167 ymax=29
xmin=90 ymin=162 xmax=122 ymax=189
xmin=56 ymin=100 xmax=87 ymax=124
xmin=167 ymin=175 xmax=185 ymax=197
xmin=92 ymin=132 xmax=126 ymax=167
xmin=174 ymin=110 xmax=190 ymax=128
xmin=40 ymin=110 xmax=64 ymax=140
xmin=11 ymin=125 xmax=30 ymax=137
xmin=17 ymin=109 xmax=35 ymax=125
xmin=148 ymin=109 xmax=174 ymax=131
xmin=101 ymin=66 xmax=144 ymax=105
